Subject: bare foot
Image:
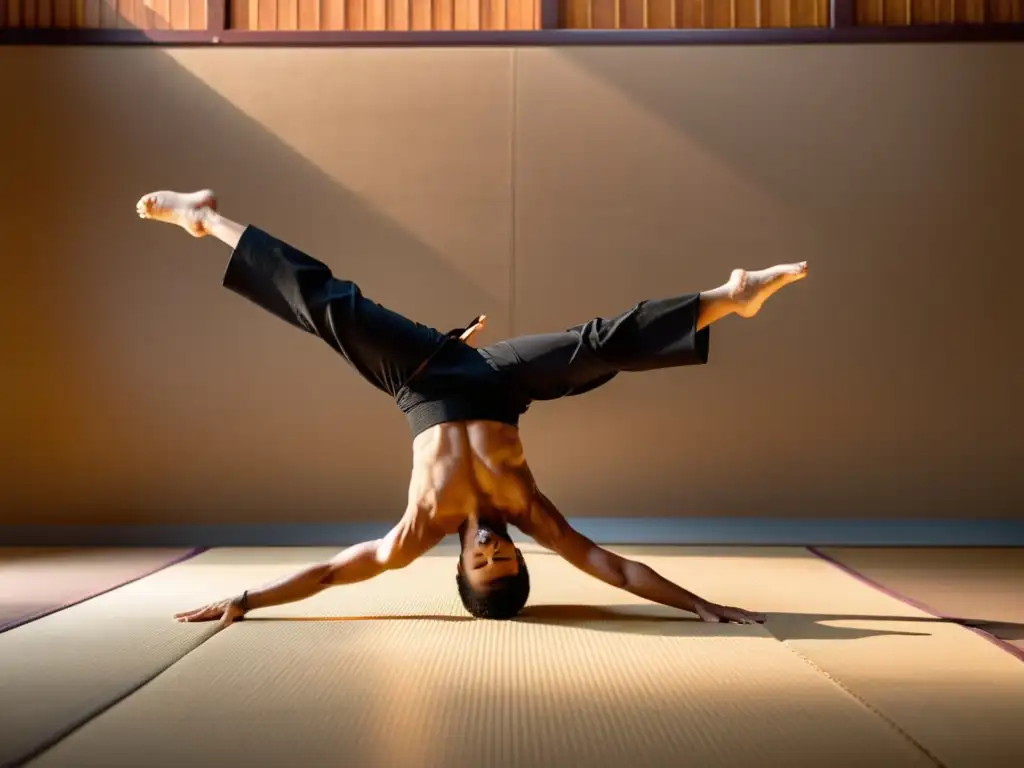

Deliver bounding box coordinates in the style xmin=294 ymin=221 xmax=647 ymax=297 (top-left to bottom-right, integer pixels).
xmin=728 ymin=262 xmax=808 ymax=318
xmin=136 ymin=189 xmax=217 ymax=237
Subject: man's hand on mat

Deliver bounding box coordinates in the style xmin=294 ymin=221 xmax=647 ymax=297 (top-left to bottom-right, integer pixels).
xmin=174 ymin=596 xmax=246 ymax=627
xmin=695 ymin=601 xmax=767 ymax=625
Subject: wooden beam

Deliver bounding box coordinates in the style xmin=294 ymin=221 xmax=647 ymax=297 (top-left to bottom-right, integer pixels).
xmin=207 ymin=0 xmax=226 ymax=31
xmin=5 ymin=22 xmax=1024 ymax=45
xmin=831 ymin=0 xmax=857 ymax=26
xmin=540 ymin=0 xmax=560 ymax=28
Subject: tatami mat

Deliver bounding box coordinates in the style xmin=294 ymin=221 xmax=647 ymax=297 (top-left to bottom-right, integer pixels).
xmin=12 ymin=545 xmax=935 ymax=768
xmin=0 ymin=548 xmax=336 ymax=768
xmin=11 ymin=546 xmax=1024 ymax=768
xmin=613 ymin=546 xmax=1024 ymax=767
xmin=0 ymin=548 xmax=197 ymax=632
xmin=818 ymin=547 xmax=1024 ymax=653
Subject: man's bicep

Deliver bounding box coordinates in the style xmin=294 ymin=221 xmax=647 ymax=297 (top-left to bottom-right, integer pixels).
xmin=374 ymin=516 xmax=445 ymax=570
xmin=323 ymin=517 xmax=442 ymax=585
xmin=322 ymin=540 xmax=387 ymax=585
xmin=526 ymin=494 xmax=627 ymax=587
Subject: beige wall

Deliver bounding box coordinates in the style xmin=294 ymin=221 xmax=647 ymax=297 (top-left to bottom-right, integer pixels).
xmin=1 ymin=43 xmax=1021 ymax=525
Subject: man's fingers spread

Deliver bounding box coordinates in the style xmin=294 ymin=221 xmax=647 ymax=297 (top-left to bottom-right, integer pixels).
xmin=174 ymin=602 xmax=228 ymax=623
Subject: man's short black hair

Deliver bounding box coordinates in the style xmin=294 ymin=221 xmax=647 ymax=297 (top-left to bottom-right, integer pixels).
xmin=456 ymin=549 xmax=530 ymax=620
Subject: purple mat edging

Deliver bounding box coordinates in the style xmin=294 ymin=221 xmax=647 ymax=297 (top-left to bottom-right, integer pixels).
xmin=806 ymin=546 xmax=1024 ymax=665
xmin=0 ymin=547 xmax=207 ymax=635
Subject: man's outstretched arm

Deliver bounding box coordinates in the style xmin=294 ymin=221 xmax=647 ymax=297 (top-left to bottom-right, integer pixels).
xmin=174 ymin=517 xmax=444 ymax=626
xmin=524 ymin=492 xmax=766 ymax=625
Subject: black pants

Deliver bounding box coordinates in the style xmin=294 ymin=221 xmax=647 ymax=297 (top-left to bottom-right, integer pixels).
xmin=223 ymin=227 xmax=709 ymax=421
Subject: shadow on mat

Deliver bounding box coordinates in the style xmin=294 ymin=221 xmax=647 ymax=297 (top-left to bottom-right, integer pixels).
xmin=518 ymin=605 xmax=939 ymax=641
xmin=239 ymin=607 xmax=1019 ymax=642
xmin=961 ymin=621 xmax=1024 ymax=641
xmin=242 ymin=615 xmax=472 ymax=623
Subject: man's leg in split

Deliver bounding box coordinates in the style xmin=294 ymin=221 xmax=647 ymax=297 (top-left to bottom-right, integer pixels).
xmin=136 ymin=190 xmax=447 ymax=397
xmin=486 ymin=262 xmax=808 ymax=402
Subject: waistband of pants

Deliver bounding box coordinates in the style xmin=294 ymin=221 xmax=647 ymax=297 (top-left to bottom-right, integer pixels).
xmin=404 ymin=397 xmax=522 ymax=437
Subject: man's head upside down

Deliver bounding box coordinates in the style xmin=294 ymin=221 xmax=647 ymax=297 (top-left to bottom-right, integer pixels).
xmin=456 ymin=518 xmax=531 ymax=619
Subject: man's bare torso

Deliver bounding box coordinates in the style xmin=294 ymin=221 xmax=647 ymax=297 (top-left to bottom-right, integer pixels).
xmin=406 ymin=420 xmax=539 ymax=536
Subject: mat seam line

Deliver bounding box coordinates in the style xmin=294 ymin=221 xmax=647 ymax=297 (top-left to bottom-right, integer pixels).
xmin=3 ymin=609 xmax=222 ymax=768
xmin=0 ymin=547 xmax=207 ymax=635
xmin=772 ymin=634 xmax=947 ymax=768
xmin=806 ymin=546 xmax=1024 ymax=664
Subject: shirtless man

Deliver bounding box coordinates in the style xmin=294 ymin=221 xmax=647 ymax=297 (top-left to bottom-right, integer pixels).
xmin=137 ymin=190 xmax=807 ymax=628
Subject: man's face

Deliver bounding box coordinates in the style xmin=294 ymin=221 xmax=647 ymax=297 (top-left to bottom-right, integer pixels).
xmin=459 ymin=518 xmax=521 ymax=591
